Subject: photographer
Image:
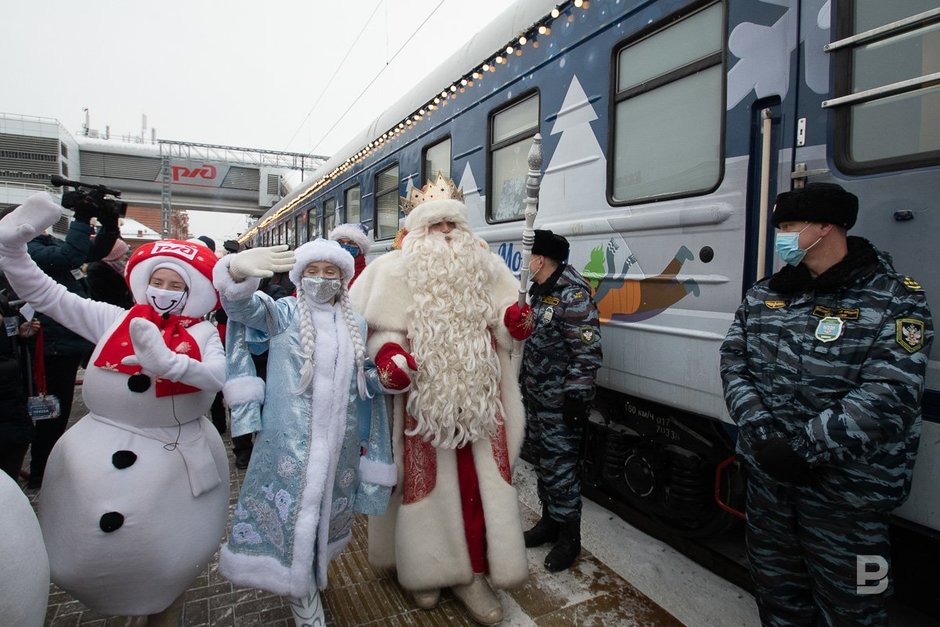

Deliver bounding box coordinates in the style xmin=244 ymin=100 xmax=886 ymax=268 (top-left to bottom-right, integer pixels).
xmin=22 ymin=188 xmax=120 ymax=489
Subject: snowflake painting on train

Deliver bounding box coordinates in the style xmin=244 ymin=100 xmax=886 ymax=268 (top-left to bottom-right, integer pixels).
xmin=582 ymin=239 xmax=700 ymax=323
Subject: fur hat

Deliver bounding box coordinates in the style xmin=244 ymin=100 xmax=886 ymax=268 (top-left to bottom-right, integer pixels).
xmin=771 ymin=183 xmax=859 ymax=229
xmin=532 ymin=229 xmax=569 ymax=262
xmin=404 ymin=198 xmax=469 ymax=234
xmin=126 ymin=240 xmax=219 ymax=317
xmin=328 ymin=223 xmax=371 ymax=255
xmin=289 ymin=238 xmax=355 ymax=288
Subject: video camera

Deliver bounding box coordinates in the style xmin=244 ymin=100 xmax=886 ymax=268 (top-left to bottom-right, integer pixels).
xmin=50 ymin=174 xmax=128 ymax=223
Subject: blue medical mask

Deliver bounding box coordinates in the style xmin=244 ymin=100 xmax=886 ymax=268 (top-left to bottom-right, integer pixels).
xmin=339 ymin=243 xmax=360 ymax=257
xmin=774 ymin=224 xmax=820 ymax=267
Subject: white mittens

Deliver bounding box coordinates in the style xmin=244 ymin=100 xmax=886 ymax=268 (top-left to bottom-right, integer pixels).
xmin=121 ymin=318 xmax=184 ymax=380
xmin=0 ymin=193 xmax=63 ymax=249
xmin=228 ymin=245 xmax=295 ymax=281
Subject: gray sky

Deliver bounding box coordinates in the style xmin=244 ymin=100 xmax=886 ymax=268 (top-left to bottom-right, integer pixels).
xmin=3 ymin=0 xmax=508 ymax=242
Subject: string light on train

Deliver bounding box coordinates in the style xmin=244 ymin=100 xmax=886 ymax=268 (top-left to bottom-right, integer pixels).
xmin=240 ymin=1 xmax=591 ymax=243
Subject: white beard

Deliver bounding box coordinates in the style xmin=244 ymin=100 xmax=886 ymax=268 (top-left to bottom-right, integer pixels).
xmin=403 ymin=228 xmax=503 ymax=448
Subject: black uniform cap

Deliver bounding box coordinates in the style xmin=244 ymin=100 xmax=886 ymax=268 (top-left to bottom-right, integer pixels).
xmin=532 ymin=229 xmax=570 ymax=262
xmin=771 ymin=182 xmax=859 ymax=230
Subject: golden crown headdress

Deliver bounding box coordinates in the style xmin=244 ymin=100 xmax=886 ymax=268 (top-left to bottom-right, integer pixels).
xmin=400 ymin=171 xmax=464 ymax=214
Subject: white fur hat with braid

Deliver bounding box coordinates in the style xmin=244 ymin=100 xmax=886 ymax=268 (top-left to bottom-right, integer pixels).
xmin=290 ymin=239 xmax=355 ymax=287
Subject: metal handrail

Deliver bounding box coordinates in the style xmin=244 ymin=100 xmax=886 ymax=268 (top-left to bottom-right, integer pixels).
xmin=824 ymin=7 xmax=940 ymax=52
xmin=822 ymin=71 xmax=940 ymax=109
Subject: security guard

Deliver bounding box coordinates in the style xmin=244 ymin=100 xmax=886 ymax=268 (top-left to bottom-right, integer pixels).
xmin=720 ymin=183 xmax=933 ymax=626
xmin=520 ymin=229 xmax=602 ymax=572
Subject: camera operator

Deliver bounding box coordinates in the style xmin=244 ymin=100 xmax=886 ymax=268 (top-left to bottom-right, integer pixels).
xmin=22 ymin=193 xmax=120 ymax=489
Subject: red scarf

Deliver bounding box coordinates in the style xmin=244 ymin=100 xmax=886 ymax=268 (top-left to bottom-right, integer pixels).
xmin=349 ymin=255 xmax=366 ymax=287
xmin=94 ymin=304 xmax=203 ymax=397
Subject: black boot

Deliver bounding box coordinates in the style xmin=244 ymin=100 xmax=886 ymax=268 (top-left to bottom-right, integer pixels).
xmin=524 ymin=504 xmax=559 ymax=548
xmin=544 ymin=518 xmax=581 ymax=572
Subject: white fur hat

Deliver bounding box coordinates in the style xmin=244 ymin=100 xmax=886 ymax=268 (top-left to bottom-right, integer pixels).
xmin=126 ymin=240 xmax=219 ymax=317
xmin=290 ymin=238 xmax=355 ymax=287
xmin=404 ymin=198 xmax=469 ymax=234
xmin=328 ymin=223 xmax=371 ymax=255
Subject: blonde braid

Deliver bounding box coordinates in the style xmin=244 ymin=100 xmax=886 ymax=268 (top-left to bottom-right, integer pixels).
xmin=293 ymin=284 xmax=317 ymax=394
xmin=340 ymin=289 xmax=370 ymax=398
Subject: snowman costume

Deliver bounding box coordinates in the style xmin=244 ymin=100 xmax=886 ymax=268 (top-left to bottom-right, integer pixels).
xmin=0 ymin=193 xmax=229 ymax=616
xmin=0 ymin=471 xmax=50 ymax=627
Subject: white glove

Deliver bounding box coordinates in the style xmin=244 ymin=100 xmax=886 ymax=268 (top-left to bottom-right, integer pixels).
xmin=228 ymin=245 xmax=295 ymax=281
xmin=120 ymin=318 xmax=184 ymax=380
xmin=0 ymin=193 xmax=63 ymax=249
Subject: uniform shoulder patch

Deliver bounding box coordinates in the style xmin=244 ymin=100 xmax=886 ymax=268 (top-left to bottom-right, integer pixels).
xmin=896 ymin=318 xmax=926 ymax=353
xmin=764 ymin=300 xmax=787 ymax=309
xmin=903 ymin=276 xmax=923 ymax=292
xmin=579 ymin=326 xmax=599 ymax=344
xmin=567 ymin=289 xmax=588 ymax=303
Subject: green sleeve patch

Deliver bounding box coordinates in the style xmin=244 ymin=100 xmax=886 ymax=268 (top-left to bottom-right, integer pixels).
xmin=579 ymin=327 xmax=599 ymax=344
xmin=896 ymin=318 xmax=926 ymax=353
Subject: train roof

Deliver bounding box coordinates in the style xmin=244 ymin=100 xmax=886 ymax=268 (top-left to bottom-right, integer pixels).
xmin=254 ymin=0 xmax=560 ymax=230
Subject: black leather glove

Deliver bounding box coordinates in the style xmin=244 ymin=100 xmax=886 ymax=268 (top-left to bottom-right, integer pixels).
xmin=98 ymin=204 xmax=120 ymax=230
xmin=752 ymin=437 xmax=814 ymax=484
xmin=562 ymin=395 xmax=590 ymax=428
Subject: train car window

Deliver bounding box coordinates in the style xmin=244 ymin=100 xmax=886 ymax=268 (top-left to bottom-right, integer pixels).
xmin=610 ymin=2 xmax=723 ymax=204
xmin=285 ymin=218 xmax=294 ymax=248
xmin=306 ymin=208 xmax=319 ymax=240
xmin=324 ymin=197 xmax=337 ymax=234
xmin=423 ymin=137 xmax=451 ymax=182
xmin=294 ymin=215 xmax=302 ymax=247
xmin=488 ymin=93 xmax=539 ymax=222
xmin=277 ymin=222 xmax=284 ymax=245
xmin=831 ymin=0 xmax=940 ymax=173
xmin=375 ymin=164 xmax=400 ymax=240
xmin=345 ymin=185 xmax=361 ymax=223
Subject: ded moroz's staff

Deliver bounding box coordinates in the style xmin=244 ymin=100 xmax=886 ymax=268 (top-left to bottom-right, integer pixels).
xmin=516 ymin=133 xmax=544 ymax=308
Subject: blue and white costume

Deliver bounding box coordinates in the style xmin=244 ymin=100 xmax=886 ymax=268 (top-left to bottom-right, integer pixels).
xmin=214 ymin=239 xmax=396 ymax=602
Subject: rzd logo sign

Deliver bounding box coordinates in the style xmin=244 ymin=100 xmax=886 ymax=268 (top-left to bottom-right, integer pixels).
xmin=172 ymin=164 xmax=217 ymax=182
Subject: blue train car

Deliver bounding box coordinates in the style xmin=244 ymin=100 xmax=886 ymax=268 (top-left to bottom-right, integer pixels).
xmin=241 ymin=0 xmax=940 ymax=562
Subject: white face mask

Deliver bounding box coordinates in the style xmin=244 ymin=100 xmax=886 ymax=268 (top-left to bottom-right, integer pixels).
xmin=302 ymin=276 xmax=342 ymax=304
xmin=146 ymin=285 xmax=188 ymax=315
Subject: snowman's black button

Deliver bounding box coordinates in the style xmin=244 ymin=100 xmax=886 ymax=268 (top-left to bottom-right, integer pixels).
xmin=128 ymin=374 xmax=151 ymax=393
xmin=99 ymin=512 xmax=125 ymax=533
xmin=112 ymin=451 xmax=137 ymax=469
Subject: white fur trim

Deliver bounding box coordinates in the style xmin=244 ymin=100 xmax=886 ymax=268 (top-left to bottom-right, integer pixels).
xmin=289 ymin=239 xmax=355 ymax=287
xmin=219 ymin=544 xmax=298 ymax=597
xmin=295 ymin=304 xmax=354 ymax=595
xmin=212 ymin=256 xmax=261 ymax=300
xmin=328 ymin=223 xmax=371 ymax=255
xmin=404 ymin=198 xmax=468 ymax=233
xmin=358 ymin=457 xmax=397 ymax=487
xmin=128 ymin=255 xmax=217 ymax=317
xmin=222 ymin=376 xmax=265 ymax=406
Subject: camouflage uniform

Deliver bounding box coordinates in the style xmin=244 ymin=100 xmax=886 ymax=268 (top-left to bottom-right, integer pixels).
xmin=720 ymin=237 xmax=933 ymax=626
xmin=521 ymin=263 xmax=602 ymax=522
